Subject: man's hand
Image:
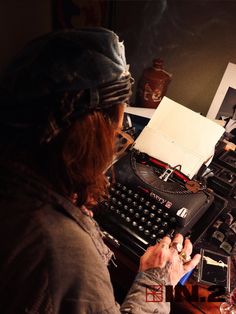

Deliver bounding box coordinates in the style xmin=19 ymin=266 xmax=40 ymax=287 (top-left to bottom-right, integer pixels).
xmin=139 ymin=234 xmax=201 ymax=286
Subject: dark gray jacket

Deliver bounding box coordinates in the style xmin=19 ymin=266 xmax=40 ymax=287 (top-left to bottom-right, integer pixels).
xmin=0 ymin=163 xmax=170 ymax=314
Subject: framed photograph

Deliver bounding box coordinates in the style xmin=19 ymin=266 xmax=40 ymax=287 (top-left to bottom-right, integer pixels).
xmin=207 ymin=62 xmax=236 ymax=120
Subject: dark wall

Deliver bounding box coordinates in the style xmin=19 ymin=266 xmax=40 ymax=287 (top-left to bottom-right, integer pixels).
xmin=1 ymin=0 xmax=235 ymax=116
xmin=0 ymin=0 xmax=52 ymax=72
xmin=112 ymin=0 xmax=236 ymax=115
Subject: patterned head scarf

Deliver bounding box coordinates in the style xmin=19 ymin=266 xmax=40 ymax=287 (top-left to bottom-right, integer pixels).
xmin=0 ymin=28 xmax=133 ymax=143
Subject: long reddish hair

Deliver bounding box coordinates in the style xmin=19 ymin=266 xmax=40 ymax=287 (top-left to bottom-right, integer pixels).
xmin=40 ymin=104 xmax=123 ymax=207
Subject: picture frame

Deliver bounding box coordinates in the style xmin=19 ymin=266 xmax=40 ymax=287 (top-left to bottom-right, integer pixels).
xmin=207 ymin=62 xmax=236 ymax=120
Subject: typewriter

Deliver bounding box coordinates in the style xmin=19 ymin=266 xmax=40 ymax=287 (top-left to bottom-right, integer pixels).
xmin=95 ymin=149 xmax=227 ymax=260
xmin=95 ymin=99 xmax=227 ymax=260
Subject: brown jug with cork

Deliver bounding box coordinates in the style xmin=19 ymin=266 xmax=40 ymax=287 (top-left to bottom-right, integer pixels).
xmin=136 ymin=58 xmax=172 ymax=108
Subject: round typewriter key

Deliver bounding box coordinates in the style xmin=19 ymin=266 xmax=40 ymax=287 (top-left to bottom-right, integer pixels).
xmin=141 ymin=217 xmax=147 ymax=223
xmin=144 ymin=230 xmax=150 ymax=236
xmin=111 ymin=197 xmax=117 ymax=203
xmin=124 ymin=205 xmax=129 ymax=211
xmin=138 ymin=225 xmax=144 ymax=232
xmin=151 ymin=234 xmax=157 ymax=240
xmin=134 ymin=193 xmax=139 ymax=199
xmin=151 ymin=205 xmax=157 ymax=210
xmin=138 ymin=205 xmax=143 ymax=211
xmin=156 ymin=208 xmax=163 ymax=215
xmin=152 ymin=225 xmax=159 ymax=231
xmin=103 ymin=201 xmax=109 ymax=207
xmin=121 ymin=193 xmax=126 ymax=199
xmin=149 ymin=213 xmax=155 ymax=219
xmin=125 ymin=217 xmax=131 ymax=223
xmin=162 ymin=212 xmax=169 ymax=219
xmin=127 ymin=198 xmax=132 ymax=203
xmin=145 ymin=201 xmax=150 ymax=206
xmin=132 ymin=201 xmax=137 ymax=207
xmin=161 ymin=221 xmax=168 ymax=228
xmin=134 ymin=213 xmax=140 ymax=219
xmin=117 ymin=201 xmax=122 ymax=207
xmin=127 ymin=189 xmax=133 ymax=195
xmin=116 ymin=183 xmax=122 ymax=188
xmin=110 ymin=205 xmax=115 ymax=211
xmin=129 ymin=208 xmax=134 ymax=214
xmin=140 ymin=197 xmax=145 ymax=203
xmin=132 ymin=221 xmax=138 ymax=227
xmin=143 ymin=209 xmax=149 ymax=215
xmin=115 ymin=209 xmax=120 ymax=214
xmin=146 ymin=221 xmax=152 ymax=227
xmin=115 ymin=190 xmax=121 ymax=195
xmin=158 ymin=229 xmax=165 ymax=236
xmin=155 ymin=217 xmax=161 ymax=224
xmin=122 ymin=185 xmax=127 ymax=191
xmin=110 ymin=187 xmax=115 ymax=193
xmin=121 ymin=213 xmax=125 ymax=219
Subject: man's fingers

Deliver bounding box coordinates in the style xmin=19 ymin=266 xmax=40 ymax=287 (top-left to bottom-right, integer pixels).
xmin=183 ymin=254 xmax=201 ymax=273
xmin=159 ymin=236 xmax=171 ymax=246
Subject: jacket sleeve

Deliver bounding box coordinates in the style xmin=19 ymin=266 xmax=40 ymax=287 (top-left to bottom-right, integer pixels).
xmin=119 ymin=268 xmax=170 ymax=314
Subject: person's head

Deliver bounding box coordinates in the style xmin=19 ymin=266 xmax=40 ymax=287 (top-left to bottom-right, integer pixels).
xmin=0 ymin=28 xmax=133 ymax=206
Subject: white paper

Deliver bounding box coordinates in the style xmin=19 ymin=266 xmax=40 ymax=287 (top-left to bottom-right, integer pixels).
xmin=134 ymin=97 xmax=225 ymax=178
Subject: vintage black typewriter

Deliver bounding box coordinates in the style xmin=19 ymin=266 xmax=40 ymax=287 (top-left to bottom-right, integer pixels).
xmin=95 ymin=148 xmax=227 ymax=261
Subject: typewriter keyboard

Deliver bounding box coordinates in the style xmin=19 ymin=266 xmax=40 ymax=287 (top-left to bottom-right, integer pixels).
xmin=100 ymin=182 xmax=178 ymax=248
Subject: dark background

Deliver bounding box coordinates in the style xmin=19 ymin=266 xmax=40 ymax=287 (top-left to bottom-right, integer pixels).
xmin=1 ymin=0 xmax=236 ymax=115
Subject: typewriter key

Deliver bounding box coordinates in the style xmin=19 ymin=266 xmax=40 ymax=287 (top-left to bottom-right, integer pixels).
xmin=161 ymin=221 xmax=168 ymax=228
xmin=129 ymin=208 xmax=134 ymax=214
xmin=152 ymin=225 xmax=159 ymax=231
xmin=138 ymin=225 xmax=144 ymax=232
xmin=158 ymin=229 xmax=165 ymax=236
xmin=162 ymin=212 xmax=169 ymax=219
xmin=144 ymin=230 xmax=150 ymax=236
xmin=149 ymin=213 xmax=155 ymax=219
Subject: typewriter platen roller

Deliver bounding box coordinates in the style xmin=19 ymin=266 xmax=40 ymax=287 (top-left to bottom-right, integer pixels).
xmin=95 ymin=149 xmax=222 ymax=258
